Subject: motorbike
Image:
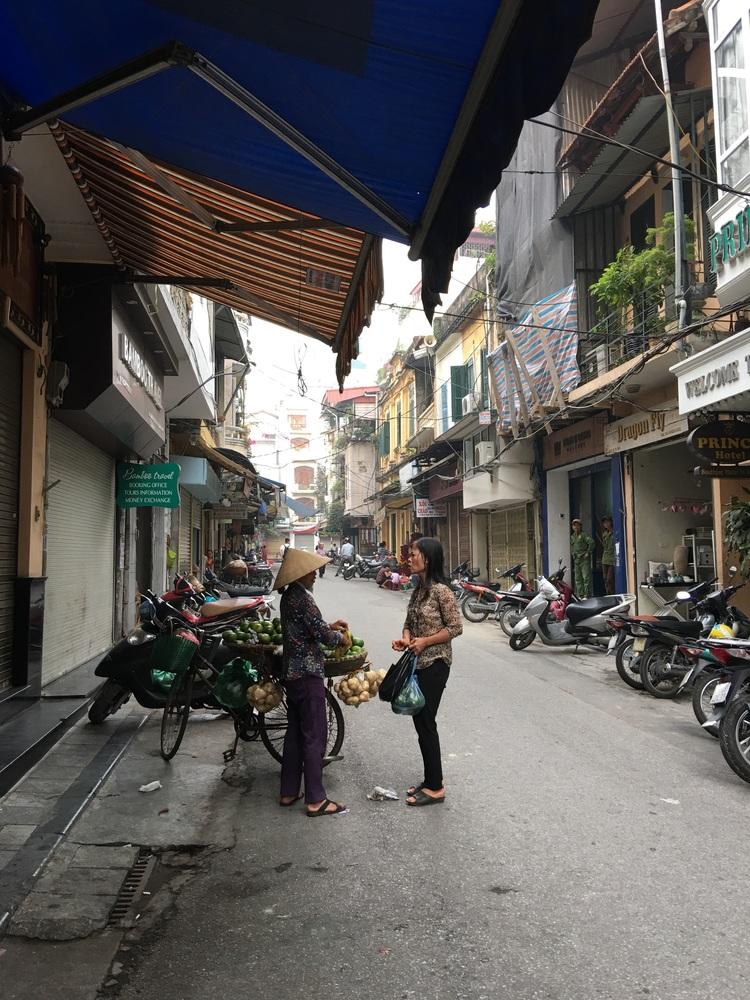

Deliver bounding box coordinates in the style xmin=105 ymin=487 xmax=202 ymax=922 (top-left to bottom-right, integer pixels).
xmin=449 ymin=561 xmax=479 ymax=606
xmin=605 ymin=579 xmax=718 ymax=692
xmin=461 ymin=563 xmax=534 ymax=624
xmin=637 ymin=579 xmax=749 ymax=698
xmin=342 ymin=554 xmax=384 ymax=580
xmin=88 ymin=586 xmax=271 ymax=724
xmin=204 ymin=567 xmax=270 ymax=602
xmin=509 ymin=575 xmax=634 ymax=651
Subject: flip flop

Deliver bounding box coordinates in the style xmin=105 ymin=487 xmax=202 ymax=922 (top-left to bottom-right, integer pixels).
xmin=307 ymin=798 xmax=347 ymax=817
xmin=406 ymin=789 xmax=445 ymax=807
xmin=279 ymin=795 xmax=302 ymax=807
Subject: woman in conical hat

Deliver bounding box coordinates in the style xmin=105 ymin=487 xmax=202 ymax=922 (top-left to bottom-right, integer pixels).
xmin=276 ymin=547 xmax=351 ymax=817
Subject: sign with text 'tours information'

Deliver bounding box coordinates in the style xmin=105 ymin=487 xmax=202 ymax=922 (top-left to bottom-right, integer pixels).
xmin=116 ymin=462 xmax=181 ymax=508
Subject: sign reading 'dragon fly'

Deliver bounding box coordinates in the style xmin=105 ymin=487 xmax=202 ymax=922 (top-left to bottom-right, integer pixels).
xmin=116 ymin=462 xmax=181 ymax=508
xmin=687 ymin=420 xmax=750 ymax=469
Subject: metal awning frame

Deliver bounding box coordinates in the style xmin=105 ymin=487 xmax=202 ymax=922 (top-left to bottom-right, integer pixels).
xmin=2 ymin=41 xmax=410 ymax=238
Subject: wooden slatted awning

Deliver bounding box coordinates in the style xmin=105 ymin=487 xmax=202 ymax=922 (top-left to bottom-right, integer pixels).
xmin=50 ymin=121 xmax=383 ymax=386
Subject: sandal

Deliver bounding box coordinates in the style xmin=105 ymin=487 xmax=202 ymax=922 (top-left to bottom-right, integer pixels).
xmin=306 ymin=798 xmax=347 ymax=818
xmin=406 ymin=789 xmax=445 ymax=807
xmin=407 ymin=782 xmax=425 ymax=796
xmin=279 ymin=794 xmax=302 ymax=807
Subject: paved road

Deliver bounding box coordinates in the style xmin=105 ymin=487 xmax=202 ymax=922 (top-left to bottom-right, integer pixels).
xmin=119 ymin=575 xmax=750 ymax=1000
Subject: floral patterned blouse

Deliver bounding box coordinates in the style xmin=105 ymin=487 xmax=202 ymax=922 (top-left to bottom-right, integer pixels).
xmin=280 ymin=581 xmax=343 ymax=680
xmin=403 ymin=582 xmax=462 ymax=669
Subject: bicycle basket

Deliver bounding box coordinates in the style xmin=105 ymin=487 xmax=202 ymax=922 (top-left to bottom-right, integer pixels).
xmin=150 ymin=629 xmax=200 ymax=673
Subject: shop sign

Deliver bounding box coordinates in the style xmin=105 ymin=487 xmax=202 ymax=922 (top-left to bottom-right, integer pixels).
xmin=116 ymin=462 xmax=180 ymax=508
xmin=119 ymin=333 xmax=163 ymax=408
xmin=709 ymin=205 xmax=750 ymax=274
xmin=672 ymin=328 xmax=750 ymax=415
xmin=604 ymin=409 xmax=688 ymax=455
xmin=688 ymin=419 xmax=750 ymax=468
xmin=543 ymin=413 xmax=606 ymax=470
xmin=415 ymin=498 xmax=447 ymax=518
xmin=478 ymin=410 xmax=492 ymax=426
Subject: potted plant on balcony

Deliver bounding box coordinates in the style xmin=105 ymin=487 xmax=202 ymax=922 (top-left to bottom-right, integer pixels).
xmin=588 ymin=213 xmax=695 ymax=362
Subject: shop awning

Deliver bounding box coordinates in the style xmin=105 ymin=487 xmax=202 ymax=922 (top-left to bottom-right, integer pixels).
xmin=555 ymin=89 xmax=712 ymax=219
xmin=0 ymin=1 xmax=599 ymax=320
xmin=214 ymin=305 xmax=246 ymax=363
xmin=47 ymin=122 xmax=382 ymax=384
xmin=286 ymin=496 xmax=318 ymax=517
xmin=171 ymin=430 xmax=255 ymax=480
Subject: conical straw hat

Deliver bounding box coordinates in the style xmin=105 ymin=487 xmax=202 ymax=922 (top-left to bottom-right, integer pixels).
xmin=274 ymin=548 xmax=330 ymax=589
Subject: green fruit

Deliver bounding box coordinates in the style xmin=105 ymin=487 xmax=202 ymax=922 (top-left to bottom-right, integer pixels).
xmin=250 ymin=622 xmax=263 ymax=633
xmin=272 ymin=617 xmax=281 ymax=627
xmin=259 ymin=634 xmax=271 ymax=645
xmin=352 ymin=637 xmax=364 ymax=647
xmin=222 ymin=630 xmax=235 ymax=641
xmin=225 ymin=631 xmax=239 ymax=643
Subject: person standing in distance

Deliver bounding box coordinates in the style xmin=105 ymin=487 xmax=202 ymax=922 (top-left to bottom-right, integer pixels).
xmin=599 ymin=516 xmax=616 ymax=595
xmin=392 ymin=538 xmax=462 ymax=807
xmin=571 ymin=517 xmax=595 ymax=599
xmin=315 ymin=540 xmax=327 ymax=577
xmin=336 ymin=536 xmax=354 ymax=576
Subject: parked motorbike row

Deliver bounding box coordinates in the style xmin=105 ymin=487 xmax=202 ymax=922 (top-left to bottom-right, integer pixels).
xmin=461 ymin=559 xmax=750 ymax=786
xmin=88 ymin=575 xmax=276 ymax=724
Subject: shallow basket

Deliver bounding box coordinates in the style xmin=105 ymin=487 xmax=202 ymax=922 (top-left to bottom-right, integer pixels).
xmin=324 ymin=652 xmax=368 ymax=677
xmin=238 ymin=642 xmax=283 ymax=667
xmin=150 ymin=632 xmax=198 ymax=674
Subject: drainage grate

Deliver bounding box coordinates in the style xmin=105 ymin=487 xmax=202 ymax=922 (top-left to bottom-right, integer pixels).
xmin=107 ymin=849 xmax=156 ymax=928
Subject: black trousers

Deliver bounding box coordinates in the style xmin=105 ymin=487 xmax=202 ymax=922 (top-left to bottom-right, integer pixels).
xmin=412 ymin=658 xmax=449 ymax=791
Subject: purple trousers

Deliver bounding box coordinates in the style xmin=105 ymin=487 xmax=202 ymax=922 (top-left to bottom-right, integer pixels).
xmin=280 ymin=674 xmax=327 ymax=804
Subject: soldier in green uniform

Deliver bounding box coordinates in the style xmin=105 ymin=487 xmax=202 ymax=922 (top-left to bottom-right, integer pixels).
xmin=599 ymin=516 xmax=616 ymax=594
xmin=571 ymin=517 xmax=595 ymax=599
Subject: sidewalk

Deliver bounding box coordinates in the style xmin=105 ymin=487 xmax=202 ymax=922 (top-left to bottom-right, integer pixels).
xmin=0 ymin=705 xmax=248 ymax=999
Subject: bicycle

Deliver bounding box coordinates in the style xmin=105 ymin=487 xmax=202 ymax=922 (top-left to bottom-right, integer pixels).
xmin=159 ymin=631 xmax=345 ymax=765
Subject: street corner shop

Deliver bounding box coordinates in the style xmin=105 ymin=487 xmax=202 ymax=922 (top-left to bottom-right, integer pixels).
xmin=0 ymin=1 xmax=602 ymax=771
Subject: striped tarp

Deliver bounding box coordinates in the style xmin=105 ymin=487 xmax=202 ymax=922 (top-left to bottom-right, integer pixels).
xmin=489 ymin=284 xmax=580 ymax=434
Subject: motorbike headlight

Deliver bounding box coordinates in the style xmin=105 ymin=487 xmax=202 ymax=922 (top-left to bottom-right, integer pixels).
xmin=126 ymin=626 xmax=153 ymax=646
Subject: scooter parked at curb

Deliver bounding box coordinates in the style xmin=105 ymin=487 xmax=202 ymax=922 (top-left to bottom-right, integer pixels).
xmin=509 ymin=575 xmax=634 ymax=651
xmin=462 ymin=563 xmax=534 ymax=624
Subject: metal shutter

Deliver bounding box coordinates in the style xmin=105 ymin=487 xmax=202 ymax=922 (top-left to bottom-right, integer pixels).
xmin=0 ymin=335 xmax=22 ymax=691
xmin=458 ymin=508 xmax=471 ymax=565
xmin=42 ymin=420 xmax=115 ymax=682
xmin=489 ymin=506 xmax=528 ymax=579
xmin=178 ymin=487 xmax=191 ymax=574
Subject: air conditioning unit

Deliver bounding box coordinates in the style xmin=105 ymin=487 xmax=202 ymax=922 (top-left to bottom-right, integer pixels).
xmin=475 ymin=441 xmax=496 ymax=466
xmin=461 ymin=393 xmax=476 ymax=416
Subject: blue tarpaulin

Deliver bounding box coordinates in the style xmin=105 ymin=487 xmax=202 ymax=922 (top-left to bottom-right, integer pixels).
xmin=0 ymin=1 xmax=599 ymax=314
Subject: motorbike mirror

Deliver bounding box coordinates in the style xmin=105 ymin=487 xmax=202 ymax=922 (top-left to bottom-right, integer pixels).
xmin=675 ymin=590 xmax=692 ymax=602
xmin=729 ymin=565 xmax=738 ymax=578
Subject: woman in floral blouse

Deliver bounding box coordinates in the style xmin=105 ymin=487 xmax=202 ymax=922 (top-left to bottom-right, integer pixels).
xmin=392 ymin=537 xmax=462 ymax=806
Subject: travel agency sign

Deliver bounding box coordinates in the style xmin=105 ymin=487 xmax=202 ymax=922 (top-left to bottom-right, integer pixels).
xmin=687 ymin=419 xmax=750 ymax=478
xmin=116 ymin=462 xmax=181 ymax=508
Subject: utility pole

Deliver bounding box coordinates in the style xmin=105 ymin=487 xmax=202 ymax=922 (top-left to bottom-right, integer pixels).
xmin=654 ymin=0 xmax=688 ymax=330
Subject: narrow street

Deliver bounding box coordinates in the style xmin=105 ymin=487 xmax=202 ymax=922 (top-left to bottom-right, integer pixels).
xmin=21 ymin=574 xmax=743 ymax=1000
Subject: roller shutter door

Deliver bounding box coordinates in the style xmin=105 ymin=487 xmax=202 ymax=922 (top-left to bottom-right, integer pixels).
xmin=488 ymin=506 xmax=528 ymax=579
xmin=178 ymin=488 xmax=191 ymax=574
xmin=458 ymin=508 xmax=471 ymax=566
xmin=42 ymin=420 xmax=115 ymax=682
xmin=0 ymin=335 xmax=22 ymax=691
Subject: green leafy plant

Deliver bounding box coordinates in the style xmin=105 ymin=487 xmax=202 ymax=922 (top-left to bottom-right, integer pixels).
xmin=723 ymin=490 xmax=750 ymax=578
xmin=589 ymin=213 xmax=695 ymax=333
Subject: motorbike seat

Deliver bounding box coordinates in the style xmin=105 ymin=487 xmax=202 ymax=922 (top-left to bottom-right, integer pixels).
xmin=472 ymin=580 xmax=501 ymax=590
xmin=645 ymin=619 xmax=702 ymax=637
xmin=565 ymin=596 xmax=624 ymax=626
xmin=200 ymin=597 xmax=262 ymax=618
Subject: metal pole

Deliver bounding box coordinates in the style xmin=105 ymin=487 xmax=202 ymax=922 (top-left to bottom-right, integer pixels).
xmin=654 ymin=0 xmax=687 ymax=329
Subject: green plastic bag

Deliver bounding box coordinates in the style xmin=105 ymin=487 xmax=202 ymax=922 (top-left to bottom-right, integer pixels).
xmin=151 ymin=669 xmax=176 ymax=692
xmin=392 ymin=658 xmax=425 ymax=716
xmin=214 ymin=658 xmax=258 ymax=709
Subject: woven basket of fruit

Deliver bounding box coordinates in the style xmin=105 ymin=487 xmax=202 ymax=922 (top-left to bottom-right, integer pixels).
xmin=222 ymin=617 xmax=283 ymax=661
xmin=321 ymin=633 xmax=368 ymax=676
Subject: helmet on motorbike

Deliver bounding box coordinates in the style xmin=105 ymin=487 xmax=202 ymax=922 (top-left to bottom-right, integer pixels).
xmin=709 ymin=622 xmax=733 ymax=640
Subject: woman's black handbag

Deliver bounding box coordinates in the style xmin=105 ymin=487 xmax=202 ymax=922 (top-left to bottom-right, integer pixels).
xmin=378 ymin=651 xmax=415 ymax=703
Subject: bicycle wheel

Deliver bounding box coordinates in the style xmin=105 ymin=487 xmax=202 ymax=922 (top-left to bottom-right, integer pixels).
xmin=160 ymin=670 xmax=194 ymax=761
xmin=259 ymin=688 xmax=345 ymax=766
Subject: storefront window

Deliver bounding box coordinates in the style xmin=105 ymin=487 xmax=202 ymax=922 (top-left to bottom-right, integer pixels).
xmin=711 ymin=2 xmax=750 ymax=186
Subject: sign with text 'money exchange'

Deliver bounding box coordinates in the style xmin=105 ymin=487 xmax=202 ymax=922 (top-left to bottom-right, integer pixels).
xmin=116 ymin=462 xmax=181 ymax=508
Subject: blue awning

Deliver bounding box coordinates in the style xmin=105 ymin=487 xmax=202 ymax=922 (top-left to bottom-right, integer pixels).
xmin=285 ymin=496 xmax=317 ymax=518
xmin=0 ymin=1 xmax=598 ymax=316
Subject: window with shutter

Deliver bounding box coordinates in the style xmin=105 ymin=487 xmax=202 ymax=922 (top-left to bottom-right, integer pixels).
xmin=440 ymin=383 xmax=449 ymax=433
xmin=451 ymin=365 xmax=468 ymax=423
xmin=480 ymin=349 xmax=489 ymax=408
xmin=396 ymin=401 xmax=402 ymax=448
